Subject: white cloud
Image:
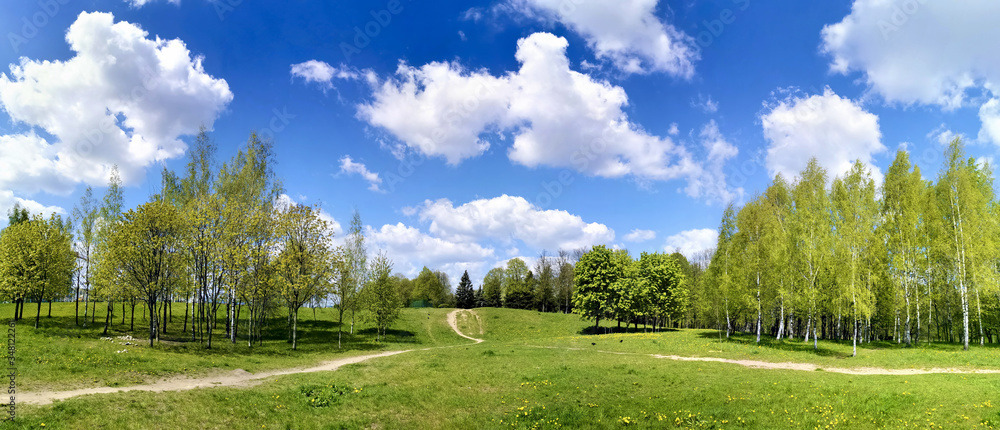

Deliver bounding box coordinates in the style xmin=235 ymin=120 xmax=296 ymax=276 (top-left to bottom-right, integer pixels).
xmin=693 ymin=94 xmax=719 ymax=113
xmin=664 ymin=228 xmax=716 ymax=259
xmin=821 ymin=1 xmax=1000 ymax=144
xmin=125 ymin=0 xmax=179 ymax=7
xmin=290 ymin=60 xmax=358 ymax=90
xmin=338 ymin=156 xmax=383 ymax=192
xmin=979 ymin=98 xmax=1000 ymax=145
xmin=0 ymin=12 xmax=232 ymax=197
xmin=367 ymin=222 xmax=496 ymax=280
xmin=688 ymin=120 xmax=741 ymax=203
xmin=507 ymin=0 xmax=698 ymax=76
xmin=412 ymin=194 xmax=615 ymax=252
xmin=358 ymin=33 xmax=737 ymax=201
xmin=358 ymin=60 xmax=511 ymax=165
xmin=928 ymin=124 xmax=967 ymax=146
xmin=0 ymin=191 xmax=64 ymax=226
xmin=822 ymin=0 xmax=1000 ymax=109
xmin=624 ymin=229 xmax=656 ymax=242
xmin=761 ymin=88 xmax=885 ymax=183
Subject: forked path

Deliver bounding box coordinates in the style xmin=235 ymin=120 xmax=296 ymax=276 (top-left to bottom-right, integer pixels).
xmin=447 ymin=309 xmax=484 ymax=343
xmin=22 ymin=310 xmax=485 ymax=406
xmin=19 ymin=350 xmax=412 ymax=406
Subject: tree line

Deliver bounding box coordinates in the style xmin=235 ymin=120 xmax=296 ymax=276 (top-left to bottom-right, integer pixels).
xmin=0 ymin=129 xmax=402 ymax=350
xmin=684 ymin=139 xmax=998 ymax=355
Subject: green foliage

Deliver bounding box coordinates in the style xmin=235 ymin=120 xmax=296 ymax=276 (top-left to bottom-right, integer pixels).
xmin=455 ymin=270 xmax=475 ymax=309
xmin=0 ymin=213 xmax=75 ymax=327
xmin=275 ymin=204 xmax=337 ymax=350
xmin=96 ymin=199 xmax=186 ymax=345
xmin=482 ymin=267 xmax=504 ymax=307
xmin=412 ymin=267 xmax=445 ymax=306
xmin=362 ymin=251 xmax=401 ymax=341
xmin=572 ymin=245 xmax=619 ymax=328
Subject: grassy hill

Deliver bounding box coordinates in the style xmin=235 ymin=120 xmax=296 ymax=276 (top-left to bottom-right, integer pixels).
xmin=6 ymin=305 xmax=1000 ymax=428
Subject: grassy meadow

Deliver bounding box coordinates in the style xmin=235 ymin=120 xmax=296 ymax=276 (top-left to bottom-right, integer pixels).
xmin=5 ymin=304 xmax=1000 ymax=428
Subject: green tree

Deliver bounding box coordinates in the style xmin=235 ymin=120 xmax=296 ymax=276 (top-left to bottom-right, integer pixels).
xmin=482 ymin=267 xmax=504 ymax=307
xmin=363 ymin=251 xmax=400 ymax=341
xmin=413 ymin=267 xmax=444 ymax=306
xmin=97 ymin=200 xmax=186 ymax=346
xmin=503 ymin=258 xmax=532 ymax=309
xmin=337 ymin=210 xmax=367 ymax=346
xmin=534 ymin=254 xmax=556 ymax=312
xmin=572 ymin=245 xmax=620 ymax=331
xmin=72 ymin=187 xmax=100 ymax=327
xmin=881 ymin=150 xmax=925 ymax=346
xmin=555 ymin=250 xmax=576 ymax=313
xmin=455 ymin=270 xmax=475 ymax=309
xmin=639 ymin=252 xmax=688 ymax=330
xmin=733 ymin=193 xmax=782 ymax=343
xmin=789 ymin=159 xmax=832 ymax=348
xmin=0 ymin=214 xmax=75 ymax=328
xmin=96 ymin=166 xmax=124 ymax=335
xmin=706 ymin=203 xmax=738 ymax=337
xmin=275 ymin=204 xmax=336 ymax=350
xmin=831 ymin=161 xmax=879 ymax=357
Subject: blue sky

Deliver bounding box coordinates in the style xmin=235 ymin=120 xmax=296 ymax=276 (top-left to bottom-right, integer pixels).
xmin=2 ymin=0 xmax=999 ymax=286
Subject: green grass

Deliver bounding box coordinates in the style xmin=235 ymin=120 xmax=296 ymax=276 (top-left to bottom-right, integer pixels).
xmin=2 ymin=303 xmax=462 ymax=391
xmin=7 ymin=306 xmax=1000 ymax=429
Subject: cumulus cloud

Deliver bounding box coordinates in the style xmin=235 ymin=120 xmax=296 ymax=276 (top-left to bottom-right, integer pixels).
xmin=506 ymin=0 xmax=698 ymax=76
xmin=624 ymin=229 xmax=656 ymax=243
xmin=411 ymin=194 xmax=615 ymax=252
xmin=125 ymin=0 xmax=179 ymax=7
xmin=367 ymin=222 xmax=496 ymax=282
xmin=290 ymin=60 xmax=358 ymax=90
xmin=664 ymin=229 xmax=716 ymax=259
xmin=0 ymin=191 xmax=64 ymax=226
xmin=0 ymin=12 xmax=232 ymax=203
xmin=338 ymin=156 xmax=383 ymax=192
xmin=356 ymin=32 xmax=737 ymax=201
xmin=692 ymin=94 xmax=718 ymax=113
xmin=821 ymin=0 xmax=1000 ymax=144
xmin=761 ymin=88 xmax=885 ymax=183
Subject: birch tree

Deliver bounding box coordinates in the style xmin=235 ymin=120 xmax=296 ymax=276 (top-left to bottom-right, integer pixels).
xmin=831 ymin=161 xmax=879 ymax=356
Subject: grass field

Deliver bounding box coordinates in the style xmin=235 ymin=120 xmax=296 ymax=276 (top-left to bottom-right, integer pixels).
xmin=6 ymin=304 xmax=1000 ymax=428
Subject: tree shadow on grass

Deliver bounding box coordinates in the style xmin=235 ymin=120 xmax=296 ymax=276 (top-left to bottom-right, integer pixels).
xmin=356 ymin=328 xmax=417 ymax=344
xmin=578 ymin=326 xmax=678 ymax=336
xmin=695 ymin=331 xmax=850 ymax=359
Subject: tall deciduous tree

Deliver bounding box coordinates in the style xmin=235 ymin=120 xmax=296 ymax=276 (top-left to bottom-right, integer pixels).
xmin=482 ymin=267 xmax=504 ymax=307
xmin=338 ymin=210 xmax=367 ymax=347
xmin=572 ymin=245 xmax=619 ymax=331
xmin=73 ymin=187 xmax=100 ymax=327
xmin=832 ymin=161 xmax=879 ymax=357
xmin=275 ymin=204 xmax=336 ymax=350
xmin=881 ymin=151 xmax=925 ymax=346
xmin=97 ymin=200 xmax=186 ymax=346
xmin=0 ymin=214 xmax=75 ymax=328
xmin=789 ymin=159 xmax=832 ymax=348
xmin=534 ymin=254 xmax=556 ymax=312
xmin=363 ymin=251 xmax=400 ymax=341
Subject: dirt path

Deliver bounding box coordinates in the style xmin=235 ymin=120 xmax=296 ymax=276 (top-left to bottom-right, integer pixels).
xmin=447 ymin=309 xmax=484 ymax=344
xmin=527 ymin=345 xmax=1000 ymax=375
xmin=22 ymin=310 xmax=484 ymax=406
xmin=18 ymin=350 xmax=412 ymax=406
